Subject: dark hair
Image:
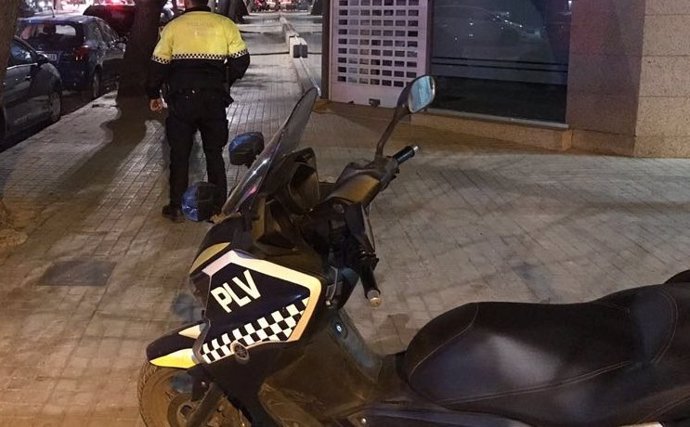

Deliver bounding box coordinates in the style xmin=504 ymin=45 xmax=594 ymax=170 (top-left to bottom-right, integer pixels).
xmin=188 ymin=0 xmax=208 ymax=6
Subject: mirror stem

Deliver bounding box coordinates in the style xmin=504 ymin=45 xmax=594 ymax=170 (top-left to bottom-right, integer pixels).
xmin=375 ymin=108 xmax=408 ymax=158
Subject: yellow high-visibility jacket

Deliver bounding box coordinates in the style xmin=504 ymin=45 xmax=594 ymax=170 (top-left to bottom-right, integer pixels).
xmin=146 ymin=6 xmax=250 ymax=100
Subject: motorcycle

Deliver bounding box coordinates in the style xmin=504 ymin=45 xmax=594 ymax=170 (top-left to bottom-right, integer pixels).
xmin=138 ymin=76 xmax=690 ymax=427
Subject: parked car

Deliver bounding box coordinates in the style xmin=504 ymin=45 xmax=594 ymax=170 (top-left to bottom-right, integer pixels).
xmin=1 ymin=37 xmax=62 ymax=142
xmin=83 ymin=4 xmax=175 ymax=39
xmin=16 ymin=14 xmax=125 ymax=100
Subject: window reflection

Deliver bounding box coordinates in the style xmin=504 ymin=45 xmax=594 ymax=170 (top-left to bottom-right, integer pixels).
xmin=431 ymin=0 xmax=573 ymax=122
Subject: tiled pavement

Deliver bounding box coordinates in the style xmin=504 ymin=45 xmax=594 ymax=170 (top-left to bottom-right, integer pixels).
xmin=3 ymin=16 xmax=690 ymax=426
xmin=0 ymin=27 xmax=301 ymax=425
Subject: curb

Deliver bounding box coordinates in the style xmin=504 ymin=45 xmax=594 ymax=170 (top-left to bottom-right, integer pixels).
xmin=279 ymin=14 xmax=321 ymax=96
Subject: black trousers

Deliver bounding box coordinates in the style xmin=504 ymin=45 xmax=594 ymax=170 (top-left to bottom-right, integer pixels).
xmin=165 ymin=89 xmax=229 ymax=208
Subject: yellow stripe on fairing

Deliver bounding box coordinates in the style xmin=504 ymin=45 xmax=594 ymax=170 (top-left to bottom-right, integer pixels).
xmin=150 ymin=348 xmax=197 ymax=369
xmin=189 ymin=243 xmax=230 ymax=274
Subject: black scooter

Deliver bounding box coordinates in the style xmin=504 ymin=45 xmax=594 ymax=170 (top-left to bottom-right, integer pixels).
xmin=138 ymin=77 xmax=690 ymax=427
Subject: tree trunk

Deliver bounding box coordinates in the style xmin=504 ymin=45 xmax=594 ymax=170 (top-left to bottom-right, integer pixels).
xmin=117 ymin=0 xmax=166 ymax=98
xmin=0 ymin=0 xmax=28 ymax=248
xmin=1 ymin=0 xmax=21 ymax=102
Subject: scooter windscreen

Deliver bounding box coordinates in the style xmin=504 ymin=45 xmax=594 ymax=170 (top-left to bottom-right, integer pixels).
xmin=221 ymin=87 xmax=319 ymax=215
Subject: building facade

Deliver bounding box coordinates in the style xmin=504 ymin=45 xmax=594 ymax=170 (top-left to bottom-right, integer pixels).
xmin=328 ymin=0 xmax=690 ymax=157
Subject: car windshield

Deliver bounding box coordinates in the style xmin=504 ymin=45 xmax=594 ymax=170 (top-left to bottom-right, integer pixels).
xmin=222 ymin=87 xmax=319 ymax=215
xmin=17 ymin=22 xmax=83 ymax=50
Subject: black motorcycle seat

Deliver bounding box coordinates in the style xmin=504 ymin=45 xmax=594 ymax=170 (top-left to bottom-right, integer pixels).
xmin=402 ymin=283 xmax=690 ymax=427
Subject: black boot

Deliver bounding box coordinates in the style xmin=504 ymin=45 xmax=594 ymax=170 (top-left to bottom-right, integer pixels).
xmin=162 ymin=204 xmax=184 ymax=223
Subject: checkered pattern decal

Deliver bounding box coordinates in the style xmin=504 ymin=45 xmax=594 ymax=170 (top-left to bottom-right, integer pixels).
xmin=172 ymin=53 xmax=228 ymax=61
xmin=152 ymin=55 xmax=171 ymax=64
xmin=229 ymin=48 xmax=249 ymax=58
xmin=201 ymin=298 xmax=309 ymax=364
xmin=156 ymin=49 xmax=249 ymax=62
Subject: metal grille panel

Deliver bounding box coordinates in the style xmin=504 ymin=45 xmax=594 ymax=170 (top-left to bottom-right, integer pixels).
xmin=330 ymin=0 xmax=428 ymax=107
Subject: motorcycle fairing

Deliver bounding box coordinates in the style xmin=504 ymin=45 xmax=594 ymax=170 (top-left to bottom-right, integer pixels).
xmin=189 ymin=242 xmax=231 ymax=274
xmin=200 ymin=297 xmax=310 ymax=364
xmin=146 ymin=322 xmax=205 ymax=369
xmin=196 ymin=249 xmax=322 ymax=365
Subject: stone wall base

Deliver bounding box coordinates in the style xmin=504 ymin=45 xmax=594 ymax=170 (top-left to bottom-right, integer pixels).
xmin=412 ymin=111 xmax=572 ymax=152
xmin=414 ymin=112 xmax=690 ymax=158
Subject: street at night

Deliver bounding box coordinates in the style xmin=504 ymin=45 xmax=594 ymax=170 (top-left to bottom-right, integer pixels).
xmin=3 ymin=1 xmax=690 ymax=426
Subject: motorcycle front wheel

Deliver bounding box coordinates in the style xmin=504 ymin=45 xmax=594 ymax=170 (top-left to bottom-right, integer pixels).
xmin=138 ymin=362 xmax=250 ymax=427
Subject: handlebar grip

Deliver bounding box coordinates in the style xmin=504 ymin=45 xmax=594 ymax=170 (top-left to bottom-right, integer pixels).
xmin=360 ymin=265 xmax=382 ymax=307
xmin=393 ymin=145 xmax=419 ymax=165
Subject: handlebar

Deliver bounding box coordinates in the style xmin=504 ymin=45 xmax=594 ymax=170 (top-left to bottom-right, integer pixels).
xmin=392 ymin=145 xmax=419 ymax=165
xmin=359 ymin=264 xmax=382 ymax=307
xmin=375 ymin=145 xmax=419 ymax=191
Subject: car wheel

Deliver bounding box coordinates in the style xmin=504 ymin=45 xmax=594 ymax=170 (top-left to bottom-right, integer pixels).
xmin=48 ymin=89 xmax=62 ymax=124
xmin=85 ymin=70 xmax=102 ymax=100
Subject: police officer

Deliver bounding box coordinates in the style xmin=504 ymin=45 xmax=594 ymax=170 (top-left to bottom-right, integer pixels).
xmin=146 ymin=0 xmax=250 ymax=222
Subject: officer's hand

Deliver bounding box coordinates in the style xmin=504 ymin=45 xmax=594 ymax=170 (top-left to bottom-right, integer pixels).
xmin=150 ymin=98 xmax=165 ymax=113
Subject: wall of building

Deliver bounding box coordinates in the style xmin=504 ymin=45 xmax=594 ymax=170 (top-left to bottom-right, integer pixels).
xmin=566 ymin=0 xmax=645 ymax=155
xmin=635 ymin=0 xmax=690 ymax=156
xmin=325 ymin=0 xmax=690 ymax=157
xmin=568 ymin=0 xmax=690 ymax=157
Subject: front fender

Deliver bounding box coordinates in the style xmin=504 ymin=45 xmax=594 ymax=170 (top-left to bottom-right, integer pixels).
xmin=146 ymin=322 xmax=205 ymax=369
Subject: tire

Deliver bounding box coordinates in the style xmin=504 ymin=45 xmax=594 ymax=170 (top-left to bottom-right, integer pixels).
xmin=84 ymin=70 xmax=102 ymax=100
xmin=665 ymin=270 xmax=690 ymax=284
xmin=138 ymin=362 xmax=250 ymax=427
xmin=47 ymin=89 xmax=62 ymax=124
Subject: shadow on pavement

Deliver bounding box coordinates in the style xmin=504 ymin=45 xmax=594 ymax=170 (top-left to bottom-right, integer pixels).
xmin=58 ymin=95 xmax=164 ymax=193
xmin=104 ymin=95 xmax=164 ymax=144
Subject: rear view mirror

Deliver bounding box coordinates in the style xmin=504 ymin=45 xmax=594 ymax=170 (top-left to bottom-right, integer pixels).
xmin=376 ymin=75 xmax=437 ymax=157
xmin=229 ymin=132 xmax=265 ymax=167
xmin=182 ymin=182 xmax=223 ymax=222
xmin=407 ymin=76 xmax=436 ymax=113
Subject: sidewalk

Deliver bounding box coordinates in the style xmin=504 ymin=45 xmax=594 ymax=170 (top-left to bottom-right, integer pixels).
xmin=3 ymin=17 xmax=690 ymax=425
xmin=0 ymin=29 xmax=302 ymax=425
